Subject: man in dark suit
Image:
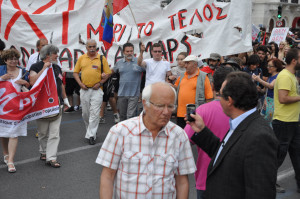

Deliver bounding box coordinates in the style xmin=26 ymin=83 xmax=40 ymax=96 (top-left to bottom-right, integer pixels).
xmin=187 ymin=72 xmax=278 ymax=199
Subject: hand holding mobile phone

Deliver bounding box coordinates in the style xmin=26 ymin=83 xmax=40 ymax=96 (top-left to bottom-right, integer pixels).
xmin=186 ymin=104 xmax=196 ymax=122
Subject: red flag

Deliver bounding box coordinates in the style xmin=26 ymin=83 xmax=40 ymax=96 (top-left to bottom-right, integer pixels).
xmin=262 ymin=32 xmax=267 ymax=45
xmin=0 ymin=67 xmax=59 ymax=128
xmin=113 ymin=0 xmax=129 ymax=15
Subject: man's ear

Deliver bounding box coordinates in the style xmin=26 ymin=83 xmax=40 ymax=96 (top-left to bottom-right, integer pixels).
xmin=227 ymin=96 xmax=234 ymax=107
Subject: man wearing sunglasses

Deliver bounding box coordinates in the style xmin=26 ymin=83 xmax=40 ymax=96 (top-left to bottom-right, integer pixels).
xmin=137 ymin=42 xmax=171 ymax=86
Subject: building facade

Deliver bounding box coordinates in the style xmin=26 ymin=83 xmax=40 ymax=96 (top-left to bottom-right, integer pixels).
xmin=252 ymin=0 xmax=300 ymax=31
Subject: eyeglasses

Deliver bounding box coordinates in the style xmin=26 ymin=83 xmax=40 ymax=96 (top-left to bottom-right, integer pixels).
xmin=88 ymin=45 xmax=96 ymax=48
xmin=267 ymin=65 xmax=274 ymax=68
xmin=149 ymin=101 xmax=176 ymax=112
xmin=152 ymin=51 xmax=162 ymax=53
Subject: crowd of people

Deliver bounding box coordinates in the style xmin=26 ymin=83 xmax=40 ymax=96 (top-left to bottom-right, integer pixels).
xmin=0 ymin=27 xmax=300 ymax=198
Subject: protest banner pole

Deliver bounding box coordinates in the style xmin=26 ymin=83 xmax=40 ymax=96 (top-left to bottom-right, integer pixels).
xmin=127 ymin=3 xmax=143 ymax=43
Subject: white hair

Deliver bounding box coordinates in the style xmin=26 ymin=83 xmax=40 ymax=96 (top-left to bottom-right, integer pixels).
xmin=142 ymin=82 xmax=176 ymax=107
xmin=86 ymin=39 xmax=97 ymax=47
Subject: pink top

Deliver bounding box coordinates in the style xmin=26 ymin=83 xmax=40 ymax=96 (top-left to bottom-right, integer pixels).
xmin=184 ymin=100 xmax=230 ymax=190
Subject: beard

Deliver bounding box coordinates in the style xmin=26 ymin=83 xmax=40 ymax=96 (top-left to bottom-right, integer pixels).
xmin=125 ymin=55 xmax=133 ymax=60
xmin=295 ymin=62 xmax=300 ymax=70
xmin=50 ymin=59 xmax=58 ymax=65
xmin=209 ymin=64 xmax=217 ymax=70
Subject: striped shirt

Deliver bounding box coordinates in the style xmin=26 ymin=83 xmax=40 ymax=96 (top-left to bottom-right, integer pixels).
xmin=96 ymin=113 xmax=196 ymax=199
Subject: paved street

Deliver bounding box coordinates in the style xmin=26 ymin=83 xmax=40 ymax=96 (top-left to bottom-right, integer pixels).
xmin=0 ymin=108 xmax=299 ymax=199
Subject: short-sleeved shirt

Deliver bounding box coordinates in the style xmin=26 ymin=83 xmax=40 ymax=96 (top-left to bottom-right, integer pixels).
xmin=26 ymin=52 xmax=62 ymax=71
xmin=30 ymin=61 xmax=63 ymax=104
xmin=273 ymin=69 xmax=300 ymax=122
xmin=144 ymin=58 xmax=171 ymax=86
xmin=175 ymin=69 xmax=213 ymax=117
xmin=74 ymin=54 xmax=111 ymax=88
xmin=113 ymin=57 xmax=145 ymax=97
xmin=96 ymin=113 xmax=196 ymax=198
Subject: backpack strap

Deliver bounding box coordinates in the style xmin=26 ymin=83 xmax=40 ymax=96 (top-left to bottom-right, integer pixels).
xmin=100 ymin=55 xmax=103 ymax=74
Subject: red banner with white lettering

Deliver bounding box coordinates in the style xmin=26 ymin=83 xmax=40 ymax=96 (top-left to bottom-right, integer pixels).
xmin=0 ymin=67 xmax=59 ymax=128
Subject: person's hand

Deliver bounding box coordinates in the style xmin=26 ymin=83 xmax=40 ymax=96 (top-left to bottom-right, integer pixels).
xmin=252 ymin=74 xmax=260 ymax=82
xmin=80 ymin=83 xmax=88 ymax=90
xmin=0 ymin=73 xmax=14 ymax=80
xmin=15 ymin=79 xmax=30 ymax=87
xmin=256 ymin=85 xmax=262 ymax=92
xmin=101 ymin=72 xmax=107 ymax=79
xmin=140 ymin=42 xmax=145 ymax=53
xmin=185 ymin=113 xmax=206 ymax=133
xmin=168 ymin=75 xmax=176 ymax=81
xmin=92 ymin=82 xmax=100 ymax=90
xmin=43 ymin=62 xmax=51 ymax=70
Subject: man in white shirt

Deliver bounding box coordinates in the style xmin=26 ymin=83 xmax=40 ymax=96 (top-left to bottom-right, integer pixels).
xmin=137 ymin=42 xmax=171 ymax=86
xmin=26 ymin=39 xmax=61 ymax=71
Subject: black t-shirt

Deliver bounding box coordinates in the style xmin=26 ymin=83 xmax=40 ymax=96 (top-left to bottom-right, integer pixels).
xmin=30 ymin=61 xmax=63 ymax=104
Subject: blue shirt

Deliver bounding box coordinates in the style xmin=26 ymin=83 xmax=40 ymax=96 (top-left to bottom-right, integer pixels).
xmin=213 ymin=108 xmax=257 ymax=166
xmin=267 ymin=74 xmax=278 ymax=98
xmin=113 ymin=57 xmax=145 ymax=97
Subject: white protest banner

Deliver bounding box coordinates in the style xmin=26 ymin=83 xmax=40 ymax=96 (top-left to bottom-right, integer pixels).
xmin=269 ymin=27 xmax=289 ymax=45
xmin=0 ymin=67 xmax=59 ymax=129
xmin=0 ymin=0 xmax=252 ymax=71
xmin=252 ymin=24 xmax=260 ymax=41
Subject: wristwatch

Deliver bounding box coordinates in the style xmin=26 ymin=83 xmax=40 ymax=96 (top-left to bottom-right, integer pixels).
xmin=99 ymin=83 xmax=104 ymax=86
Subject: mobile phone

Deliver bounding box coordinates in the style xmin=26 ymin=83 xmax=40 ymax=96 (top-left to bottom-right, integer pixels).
xmin=186 ymin=104 xmax=196 ymax=122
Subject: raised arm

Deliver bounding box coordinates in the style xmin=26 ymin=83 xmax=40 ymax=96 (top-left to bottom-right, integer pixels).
xmin=137 ymin=42 xmax=147 ymax=68
xmin=29 ymin=62 xmax=51 ymax=86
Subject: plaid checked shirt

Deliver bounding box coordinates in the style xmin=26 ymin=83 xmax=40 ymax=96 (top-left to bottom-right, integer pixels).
xmin=96 ymin=113 xmax=196 ymax=199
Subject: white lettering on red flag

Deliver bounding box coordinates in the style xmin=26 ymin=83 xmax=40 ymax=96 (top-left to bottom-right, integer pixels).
xmin=0 ymin=67 xmax=59 ymax=129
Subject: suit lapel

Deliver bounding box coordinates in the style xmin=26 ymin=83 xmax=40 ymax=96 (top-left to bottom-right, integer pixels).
xmin=207 ymin=111 xmax=260 ymax=176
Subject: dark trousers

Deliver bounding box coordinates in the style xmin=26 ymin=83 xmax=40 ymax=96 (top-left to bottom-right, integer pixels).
xmin=272 ymin=119 xmax=300 ymax=188
xmin=176 ymin=117 xmax=186 ymax=129
xmin=197 ymin=190 xmax=205 ymax=199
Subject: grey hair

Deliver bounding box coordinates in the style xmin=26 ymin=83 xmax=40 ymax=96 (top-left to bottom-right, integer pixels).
xmin=86 ymin=39 xmax=97 ymax=47
xmin=142 ymin=82 xmax=177 ymax=107
xmin=39 ymin=44 xmax=59 ymax=60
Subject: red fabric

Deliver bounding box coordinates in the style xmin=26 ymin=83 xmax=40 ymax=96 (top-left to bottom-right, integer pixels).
xmin=113 ymin=0 xmax=129 ymax=15
xmin=201 ymin=66 xmax=214 ymax=75
xmin=262 ymin=32 xmax=267 ymax=45
xmin=0 ymin=67 xmax=59 ymax=125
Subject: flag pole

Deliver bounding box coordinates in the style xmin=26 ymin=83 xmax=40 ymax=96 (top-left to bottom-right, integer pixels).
xmin=127 ymin=3 xmax=143 ymax=43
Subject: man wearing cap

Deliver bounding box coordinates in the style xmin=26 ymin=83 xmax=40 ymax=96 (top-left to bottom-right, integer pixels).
xmin=201 ymin=53 xmax=221 ymax=83
xmin=174 ymin=55 xmax=213 ymax=128
xmin=223 ymin=58 xmax=242 ymax=71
